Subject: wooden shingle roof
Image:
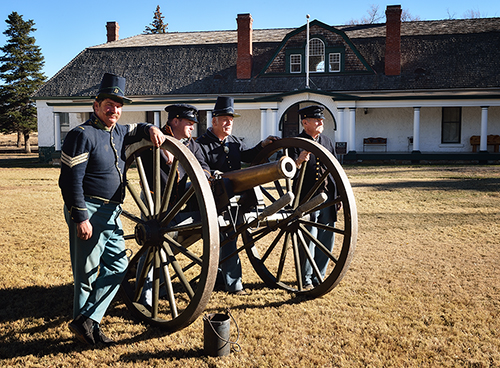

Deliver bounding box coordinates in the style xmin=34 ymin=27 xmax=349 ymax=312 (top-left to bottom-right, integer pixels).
xmin=34 ymin=17 xmax=500 ymax=100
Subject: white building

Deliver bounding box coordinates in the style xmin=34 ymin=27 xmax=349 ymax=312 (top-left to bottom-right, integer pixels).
xmin=34 ymin=6 xmax=500 ymax=163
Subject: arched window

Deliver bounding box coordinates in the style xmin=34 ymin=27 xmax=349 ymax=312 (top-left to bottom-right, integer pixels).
xmin=309 ymin=38 xmax=325 ymax=72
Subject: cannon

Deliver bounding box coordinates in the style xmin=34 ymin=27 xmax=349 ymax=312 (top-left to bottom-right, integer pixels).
xmin=119 ymin=136 xmax=357 ymax=332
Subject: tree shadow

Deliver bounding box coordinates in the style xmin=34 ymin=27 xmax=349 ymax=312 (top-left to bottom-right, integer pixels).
xmin=0 ymin=155 xmax=51 ymax=169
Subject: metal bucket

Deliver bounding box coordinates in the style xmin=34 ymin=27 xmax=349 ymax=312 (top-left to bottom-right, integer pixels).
xmin=203 ymin=309 xmax=240 ymax=357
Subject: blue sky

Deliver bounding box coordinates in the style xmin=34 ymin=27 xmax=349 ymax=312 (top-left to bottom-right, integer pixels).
xmin=0 ymin=0 xmax=498 ymax=79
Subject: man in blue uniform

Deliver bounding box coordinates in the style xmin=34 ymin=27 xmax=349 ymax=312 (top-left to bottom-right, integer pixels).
xmin=291 ymin=105 xmax=338 ymax=289
xmin=197 ymin=96 xmax=278 ymax=294
xmin=59 ymin=73 xmax=166 ymax=346
xmin=138 ymin=103 xmax=210 ymax=307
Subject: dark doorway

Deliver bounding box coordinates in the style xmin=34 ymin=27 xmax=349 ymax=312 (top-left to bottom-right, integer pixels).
xmin=280 ymin=104 xmax=300 ymax=138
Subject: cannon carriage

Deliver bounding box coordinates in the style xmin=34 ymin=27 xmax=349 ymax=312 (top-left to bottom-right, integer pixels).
xmin=119 ymin=136 xmax=357 ymax=332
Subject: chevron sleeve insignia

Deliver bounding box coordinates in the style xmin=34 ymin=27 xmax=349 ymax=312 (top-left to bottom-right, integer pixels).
xmin=61 ymin=151 xmax=89 ymax=168
xmin=128 ymin=123 xmax=138 ymax=136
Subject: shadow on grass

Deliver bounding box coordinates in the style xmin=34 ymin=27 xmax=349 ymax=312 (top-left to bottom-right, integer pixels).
xmin=0 ymin=155 xmax=52 ymax=169
xmin=0 ymin=281 xmax=305 ymax=361
xmin=352 ymin=177 xmax=500 ymax=192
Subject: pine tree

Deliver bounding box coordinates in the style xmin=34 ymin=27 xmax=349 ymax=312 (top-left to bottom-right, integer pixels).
xmin=0 ymin=12 xmax=46 ymax=153
xmin=144 ymin=5 xmax=168 ymax=34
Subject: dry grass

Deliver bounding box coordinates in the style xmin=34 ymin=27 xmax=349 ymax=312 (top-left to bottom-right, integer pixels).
xmin=1 ymin=151 xmax=499 ymax=367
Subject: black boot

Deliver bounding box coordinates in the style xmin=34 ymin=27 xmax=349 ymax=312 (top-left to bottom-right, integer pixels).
xmin=69 ymin=314 xmax=95 ymax=345
xmin=93 ymin=322 xmax=116 ymax=346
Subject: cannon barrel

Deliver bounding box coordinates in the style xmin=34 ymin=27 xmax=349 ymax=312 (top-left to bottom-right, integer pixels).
xmin=221 ymin=156 xmax=296 ymax=194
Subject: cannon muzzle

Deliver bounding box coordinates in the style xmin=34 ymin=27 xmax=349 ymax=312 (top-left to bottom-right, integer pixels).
xmin=221 ymin=156 xmax=296 ymax=194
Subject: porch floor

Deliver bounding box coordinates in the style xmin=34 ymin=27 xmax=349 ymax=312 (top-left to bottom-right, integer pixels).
xmin=343 ymin=151 xmax=500 ymax=164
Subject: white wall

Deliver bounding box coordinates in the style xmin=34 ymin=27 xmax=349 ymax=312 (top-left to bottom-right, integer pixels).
xmin=231 ymin=109 xmax=261 ymax=147
xmin=36 ymin=101 xmax=55 ymax=147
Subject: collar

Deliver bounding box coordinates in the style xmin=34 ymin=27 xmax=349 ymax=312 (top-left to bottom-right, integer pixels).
xmin=207 ymin=127 xmax=226 ymax=144
xmin=89 ymin=113 xmax=113 ymax=132
xmin=161 ymin=124 xmax=174 ymax=137
xmin=301 ymin=130 xmax=320 ymax=142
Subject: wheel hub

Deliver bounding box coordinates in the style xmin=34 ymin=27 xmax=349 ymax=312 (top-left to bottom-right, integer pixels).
xmin=134 ymin=220 xmax=163 ymax=246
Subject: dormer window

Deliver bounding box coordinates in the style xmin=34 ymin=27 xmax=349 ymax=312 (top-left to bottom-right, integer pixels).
xmin=285 ymin=36 xmax=345 ymax=74
xmin=309 ymin=38 xmax=325 ymax=73
xmin=290 ymin=54 xmax=302 ymax=73
xmin=329 ymin=53 xmax=341 ymax=72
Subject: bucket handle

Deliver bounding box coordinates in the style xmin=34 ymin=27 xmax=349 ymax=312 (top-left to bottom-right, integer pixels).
xmin=205 ymin=308 xmax=241 ymax=353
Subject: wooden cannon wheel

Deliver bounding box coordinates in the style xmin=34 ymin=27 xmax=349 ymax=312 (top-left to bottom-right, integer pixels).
xmin=243 ymin=137 xmax=357 ymax=298
xmin=119 ymin=137 xmax=219 ymax=332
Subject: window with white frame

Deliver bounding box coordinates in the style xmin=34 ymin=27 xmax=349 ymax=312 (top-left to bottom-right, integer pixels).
xmin=290 ymin=54 xmax=301 ymax=73
xmin=60 ymin=113 xmax=70 ymax=144
xmin=309 ymin=38 xmax=325 ymax=72
xmin=441 ymin=107 xmax=461 ymax=143
xmin=329 ymin=53 xmax=341 ymax=72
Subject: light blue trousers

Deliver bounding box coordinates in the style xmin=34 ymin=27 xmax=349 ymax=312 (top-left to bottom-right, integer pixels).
xmin=303 ymin=208 xmax=335 ymax=286
xmin=219 ymin=236 xmax=243 ymax=292
xmin=65 ymin=198 xmax=128 ymax=323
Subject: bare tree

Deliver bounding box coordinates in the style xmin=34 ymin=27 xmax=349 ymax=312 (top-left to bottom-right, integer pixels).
xmin=446 ymin=9 xmax=457 ymax=20
xmin=347 ymin=5 xmax=420 ymax=25
xmin=347 ymin=4 xmax=384 ymax=25
xmin=401 ymin=9 xmax=420 ymax=22
xmin=463 ymin=9 xmax=482 ymax=19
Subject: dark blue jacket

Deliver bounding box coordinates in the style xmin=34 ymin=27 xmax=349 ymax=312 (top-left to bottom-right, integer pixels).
xmin=139 ymin=125 xmax=211 ymax=205
xmin=289 ymin=131 xmax=338 ymax=218
xmin=196 ymin=129 xmax=263 ymax=174
xmin=59 ymin=113 xmax=153 ymax=223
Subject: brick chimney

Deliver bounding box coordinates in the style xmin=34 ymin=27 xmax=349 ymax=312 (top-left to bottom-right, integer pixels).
xmin=106 ymin=21 xmax=119 ymax=43
xmin=237 ymin=14 xmax=253 ymax=80
xmin=385 ymin=5 xmax=402 ymax=76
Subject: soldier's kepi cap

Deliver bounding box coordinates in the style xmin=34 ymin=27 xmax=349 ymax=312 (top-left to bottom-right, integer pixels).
xmin=165 ymin=104 xmax=199 ymax=124
xmin=96 ymin=73 xmax=132 ymax=104
xmin=299 ymin=105 xmax=325 ymax=120
xmin=212 ymin=96 xmax=240 ymax=117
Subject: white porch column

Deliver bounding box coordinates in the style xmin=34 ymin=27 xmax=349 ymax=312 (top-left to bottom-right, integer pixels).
xmin=260 ymin=108 xmax=268 ymax=141
xmin=348 ymin=108 xmax=356 ymax=152
xmin=337 ymin=108 xmax=345 ymax=143
xmin=54 ymin=113 xmax=61 ymax=151
xmin=154 ymin=111 xmax=161 ymax=128
xmin=480 ymin=106 xmax=489 ymax=152
xmin=271 ymin=108 xmax=279 ymax=137
xmin=207 ymin=110 xmax=213 ymax=128
xmin=412 ymin=107 xmax=421 ymax=152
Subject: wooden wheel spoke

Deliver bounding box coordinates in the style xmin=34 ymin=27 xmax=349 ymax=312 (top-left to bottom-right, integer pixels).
xmin=159 ymin=186 xmax=195 ymax=226
xmin=164 ymin=233 xmax=203 ymax=266
xmin=273 ymin=180 xmax=285 ymax=198
xmin=159 ymin=158 xmax=179 ymax=215
xmin=297 ymin=229 xmax=324 ymax=286
xmin=282 ymin=148 xmax=293 ymax=193
xmin=290 ymin=233 xmax=303 ymax=289
xmin=135 ymin=155 xmax=155 ymax=218
xmin=126 ymin=178 xmax=150 ymax=220
xmin=260 ymin=185 xmax=279 ymax=203
xmin=292 ymin=163 xmax=307 ymax=209
xmin=121 ymin=209 xmax=143 ymax=224
xmin=158 ymin=247 xmax=178 ymax=318
xmin=134 ymin=247 xmax=154 ymax=303
xmin=298 ymin=223 xmax=339 ymax=264
xmin=299 ymin=169 xmax=330 ymax=206
xmin=153 ymin=146 xmax=161 ymax=218
xmin=261 ymin=228 xmax=286 ymax=263
xmin=161 ymin=243 xmax=195 ymax=299
xmin=163 ymin=220 xmax=203 ymax=234
xmin=276 ymin=232 xmax=291 ymax=282
xmin=151 ymin=250 xmax=161 ymax=318
xmin=299 ymin=218 xmax=345 ymax=236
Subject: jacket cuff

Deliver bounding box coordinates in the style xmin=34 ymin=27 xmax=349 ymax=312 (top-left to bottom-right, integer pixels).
xmin=70 ymin=206 xmax=88 ymax=223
